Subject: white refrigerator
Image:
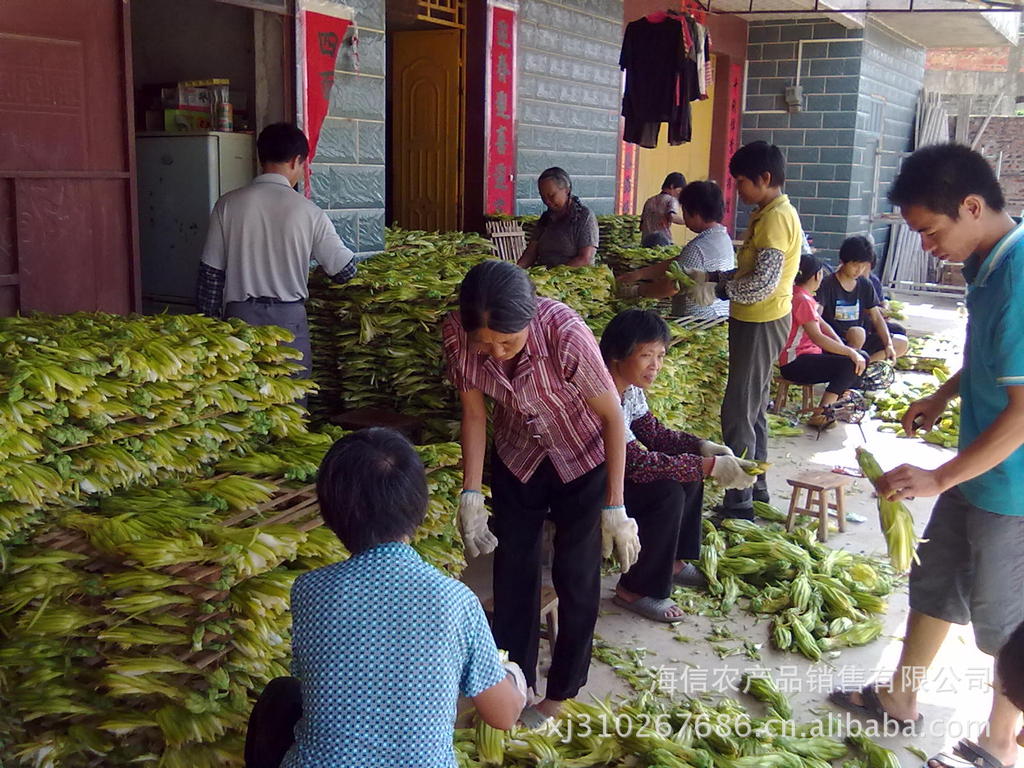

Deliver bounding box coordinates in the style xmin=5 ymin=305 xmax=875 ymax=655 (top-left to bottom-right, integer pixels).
xmin=136 ymin=132 xmax=255 ymax=313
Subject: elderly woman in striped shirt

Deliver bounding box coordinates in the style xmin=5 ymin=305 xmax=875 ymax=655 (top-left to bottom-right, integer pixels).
xmin=442 ymin=260 xmax=637 ymax=721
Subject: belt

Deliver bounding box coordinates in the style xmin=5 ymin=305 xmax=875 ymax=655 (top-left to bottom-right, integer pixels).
xmin=237 ymin=297 xmax=304 ymax=305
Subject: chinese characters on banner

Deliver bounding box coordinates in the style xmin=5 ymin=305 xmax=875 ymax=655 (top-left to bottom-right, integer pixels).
xmin=722 ymin=62 xmax=743 ymax=229
xmin=616 ymin=141 xmax=638 ymax=215
xmin=485 ymin=4 xmax=517 ymax=214
xmin=298 ymin=1 xmax=352 ymax=196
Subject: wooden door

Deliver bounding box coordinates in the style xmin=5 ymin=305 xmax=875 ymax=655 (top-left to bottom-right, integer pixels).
xmin=0 ymin=1 xmax=138 ymax=315
xmin=635 ymin=55 xmax=717 ymax=246
xmin=391 ymin=30 xmax=462 ymax=232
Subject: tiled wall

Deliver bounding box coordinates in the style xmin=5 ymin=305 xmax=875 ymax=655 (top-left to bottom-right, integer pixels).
xmin=516 ymin=0 xmax=623 ymax=215
xmin=740 ymin=19 xmax=922 ymax=263
xmin=309 ymin=0 xmax=386 ymax=255
xmin=739 ymin=19 xmax=864 ymax=261
xmin=855 ymin=21 xmax=925 ymax=255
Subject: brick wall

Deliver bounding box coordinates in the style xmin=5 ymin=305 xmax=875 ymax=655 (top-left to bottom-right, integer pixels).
xmin=516 ymin=0 xmax=623 ymax=215
xmin=740 ymin=19 xmax=923 ymax=263
xmin=927 ymin=47 xmax=1011 ymax=72
xmin=854 ymin=21 xmax=925 ymax=257
xmin=740 ymin=19 xmax=863 ymax=260
xmin=309 ymin=0 xmax=386 ymax=255
xmin=971 ymin=116 xmax=1024 ymax=214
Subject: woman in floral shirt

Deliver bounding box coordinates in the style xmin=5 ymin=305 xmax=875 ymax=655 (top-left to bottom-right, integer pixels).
xmin=599 ymin=310 xmax=757 ymax=622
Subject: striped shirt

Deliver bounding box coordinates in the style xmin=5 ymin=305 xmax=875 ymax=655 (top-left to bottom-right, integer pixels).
xmin=779 ymin=285 xmax=823 ymax=366
xmin=442 ymin=298 xmax=615 ymax=484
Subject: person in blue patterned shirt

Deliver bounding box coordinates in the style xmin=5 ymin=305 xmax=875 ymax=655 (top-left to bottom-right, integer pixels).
xmin=244 ymin=428 xmax=526 ymax=768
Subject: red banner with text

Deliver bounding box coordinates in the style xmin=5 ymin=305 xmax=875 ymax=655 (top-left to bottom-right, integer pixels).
xmin=301 ymin=9 xmax=351 ymax=195
xmin=485 ymin=5 xmax=517 ymax=215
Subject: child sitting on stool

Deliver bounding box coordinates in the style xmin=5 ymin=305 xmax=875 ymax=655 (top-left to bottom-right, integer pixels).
xmin=780 ymin=253 xmax=868 ymax=430
xmin=816 ymin=235 xmax=909 ymax=363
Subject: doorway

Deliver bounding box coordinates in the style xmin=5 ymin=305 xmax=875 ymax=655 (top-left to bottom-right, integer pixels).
xmin=129 ymin=0 xmax=292 ymax=313
xmin=386 ymin=0 xmax=466 ymax=232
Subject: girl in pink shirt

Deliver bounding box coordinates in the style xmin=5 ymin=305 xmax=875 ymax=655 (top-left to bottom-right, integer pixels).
xmin=779 ymin=254 xmax=867 ymax=428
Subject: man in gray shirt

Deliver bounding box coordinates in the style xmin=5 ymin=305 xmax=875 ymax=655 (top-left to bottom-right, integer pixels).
xmin=197 ymin=123 xmax=356 ymax=380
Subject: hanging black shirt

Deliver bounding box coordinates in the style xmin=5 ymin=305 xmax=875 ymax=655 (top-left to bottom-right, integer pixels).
xmin=619 ymin=17 xmax=687 ymax=123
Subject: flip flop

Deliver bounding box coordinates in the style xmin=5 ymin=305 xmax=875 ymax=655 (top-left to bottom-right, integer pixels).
xmin=518 ymin=706 xmax=554 ymax=730
xmin=612 ymin=594 xmax=682 ymax=623
xmin=953 ymin=739 xmax=1016 ymax=768
xmin=672 ymin=562 xmax=708 ymax=588
xmin=923 ymin=750 xmax=980 ymax=768
xmin=827 ymin=683 xmax=923 ymax=733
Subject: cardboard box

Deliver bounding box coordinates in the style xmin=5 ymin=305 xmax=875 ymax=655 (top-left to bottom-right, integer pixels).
xmin=161 ymin=79 xmax=229 ymax=112
xmin=164 ymin=109 xmax=213 ymax=133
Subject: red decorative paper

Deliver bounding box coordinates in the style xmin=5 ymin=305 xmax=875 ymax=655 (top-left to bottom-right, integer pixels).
xmin=301 ymin=10 xmax=351 ymax=195
xmin=722 ymin=62 xmax=743 ymax=230
xmin=485 ymin=5 xmax=517 ymax=214
xmin=616 ymin=139 xmax=639 ymax=215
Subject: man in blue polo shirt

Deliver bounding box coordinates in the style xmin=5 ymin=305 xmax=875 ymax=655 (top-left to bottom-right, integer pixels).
xmin=828 ymin=144 xmax=1024 ymax=768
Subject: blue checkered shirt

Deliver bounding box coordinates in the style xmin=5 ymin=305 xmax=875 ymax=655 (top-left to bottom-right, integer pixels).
xmin=282 ymin=542 xmax=506 ymax=768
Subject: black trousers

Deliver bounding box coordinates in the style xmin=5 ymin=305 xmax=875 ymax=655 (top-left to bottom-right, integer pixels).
xmin=490 ymin=453 xmax=606 ymax=702
xmin=864 ymin=321 xmax=908 ymax=355
xmin=620 ymin=478 xmax=704 ymax=600
xmin=780 ymin=352 xmax=860 ymax=396
xmin=244 ymin=676 xmax=302 ymax=768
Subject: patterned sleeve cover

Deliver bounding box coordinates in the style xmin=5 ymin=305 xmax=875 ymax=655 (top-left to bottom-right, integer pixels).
xmin=621 ymin=386 xmax=704 ymax=484
xmin=625 ymin=438 xmax=705 ymax=484
xmin=630 ymin=410 xmax=703 ymax=456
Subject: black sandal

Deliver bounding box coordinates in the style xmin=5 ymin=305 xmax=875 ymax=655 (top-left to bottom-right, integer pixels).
xmin=828 ymin=683 xmax=923 ymax=733
xmin=952 ymin=739 xmax=1016 ymax=768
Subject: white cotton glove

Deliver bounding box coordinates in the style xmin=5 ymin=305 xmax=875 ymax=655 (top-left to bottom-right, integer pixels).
xmin=503 ymin=660 xmax=529 ymax=699
xmin=684 ymin=269 xmax=717 ymax=307
xmin=601 ymin=505 xmax=640 ymax=573
xmin=683 ymin=268 xmax=708 ymax=284
xmin=699 ymin=440 xmax=734 ymax=458
xmin=709 ymin=456 xmax=759 ymax=490
xmin=458 ymin=491 xmax=497 ymax=558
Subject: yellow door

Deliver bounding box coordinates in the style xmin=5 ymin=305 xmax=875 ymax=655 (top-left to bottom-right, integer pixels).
xmin=391 ymin=30 xmax=461 ymax=232
xmin=635 ymin=56 xmax=716 ymax=245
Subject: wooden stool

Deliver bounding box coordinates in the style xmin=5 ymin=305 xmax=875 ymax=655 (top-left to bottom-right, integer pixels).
xmin=785 ymin=470 xmax=853 ymax=542
xmin=483 ymin=585 xmax=559 ymax=653
xmin=772 ymin=377 xmax=815 ymax=414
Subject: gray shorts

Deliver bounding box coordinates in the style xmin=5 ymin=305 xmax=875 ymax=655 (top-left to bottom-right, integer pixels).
xmin=909 ymin=486 xmax=1024 ymax=655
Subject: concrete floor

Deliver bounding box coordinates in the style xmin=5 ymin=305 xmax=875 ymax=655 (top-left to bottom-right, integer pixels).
xmin=463 ymin=296 xmax=1014 ymax=767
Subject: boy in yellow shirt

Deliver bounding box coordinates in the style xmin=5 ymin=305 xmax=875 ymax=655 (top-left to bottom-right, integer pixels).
xmin=687 ymin=141 xmax=803 ymax=519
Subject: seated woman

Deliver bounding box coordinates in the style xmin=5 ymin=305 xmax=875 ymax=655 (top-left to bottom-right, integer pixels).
xmin=780 ymin=254 xmax=867 ymax=429
xmin=672 ymin=181 xmax=735 ymax=319
xmin=245 ymin=428 xmax=526 ymax=768
xmin=616 ymin=181 xmax=734 ymax=318
xmin=599 ymin=309 xmax=757 ymax=623
xmin=816 ymin=235 xmax=909 ymax=363
xmin=518 ymin=167 xmax=599 ymax=268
